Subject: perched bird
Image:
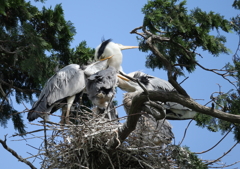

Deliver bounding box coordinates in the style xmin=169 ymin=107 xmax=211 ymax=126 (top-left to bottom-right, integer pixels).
xmin=123 ymin=71 xmax=197 ymax=120
xmin=86 ymin=66 xmax=118 ymax=120
xmin=27 ymin=64 xmax=86 ymax=123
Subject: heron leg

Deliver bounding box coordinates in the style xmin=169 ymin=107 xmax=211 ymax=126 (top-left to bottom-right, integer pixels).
xmin=65 ymin=95 xmax=76 ymax=124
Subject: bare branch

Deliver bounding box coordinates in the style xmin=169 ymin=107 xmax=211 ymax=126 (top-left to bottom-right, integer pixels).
xmin=178 ymin=119 xmax=193 ymax=146
xmin=195 ymin=62 xmax=237 ymax=88
xmin=194 ymin=126 xmax=234 ymax=154
xmin=0 ymin=135 xmax=37 ymax=169
xmin=146 ymin=90 xmax=240 ymax=124
xmin=206 ymin=141 xmax=239 ymax=165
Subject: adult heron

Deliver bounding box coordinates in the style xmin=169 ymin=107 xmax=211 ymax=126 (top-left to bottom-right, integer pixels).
xmin=122 ymin=71 xmax=197 ymax=120
xmin=27 ymin=64 xmax=86 ymax=123
xmin=27 ymin=39 xmax=138 ymax=123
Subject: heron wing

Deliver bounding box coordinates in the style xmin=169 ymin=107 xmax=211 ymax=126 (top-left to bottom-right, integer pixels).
xmin=128 ymin=71 xmax=174 ymax=92
xmin=28 ymin=64 xmax=86 ymax=121
xmin=45 ymin=64 xmax=86 ymax=105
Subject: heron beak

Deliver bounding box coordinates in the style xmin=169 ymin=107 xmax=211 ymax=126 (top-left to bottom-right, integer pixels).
xmin=119 ymin=46 xmax=138 ymax=50
xmin=117 ymin=74 xmax=130 ymax=81
xmin=99 ymin=55 xmax=114 ymax=61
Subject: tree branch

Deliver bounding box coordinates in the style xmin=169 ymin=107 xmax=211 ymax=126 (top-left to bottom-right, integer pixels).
xmin=195 ymin=62 xmax=237 ymax=88
xmin=98 ymin=83 xmax=240 ymax=167
xmin=0 ymin=78 xmax=40 ymax=94
xmin=0 ymin=135 xmax=37 ymax=169
xmin=147 ymin=90 xmax=240 ymax=123
xmin=145 ymin=36 xmax=190 ymax=97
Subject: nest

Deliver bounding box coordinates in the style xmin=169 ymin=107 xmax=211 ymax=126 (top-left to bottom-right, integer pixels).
xmin=22 ymin=108 xmax=206 ymax=169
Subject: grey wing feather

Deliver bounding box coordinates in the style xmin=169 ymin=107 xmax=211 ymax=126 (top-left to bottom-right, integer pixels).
xmin=28 ymin=64 xmax=86 ymax=121
xmin=149 ymin=76 xmax=174 ymax=91
xmin=128 ymin=71 xmax=174 ymax=91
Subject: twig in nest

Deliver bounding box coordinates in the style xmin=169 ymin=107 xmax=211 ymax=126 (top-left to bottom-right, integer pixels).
xmin=115 ymin=130 xmax=121 ymax=149
xmin=43 ymin=118 xmax=48 ymax=156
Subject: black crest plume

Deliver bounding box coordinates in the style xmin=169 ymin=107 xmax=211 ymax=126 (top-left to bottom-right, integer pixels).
xmin=97 ymin=38 xmax=112 ymax=59
xmin=133 ymin=72 xmax=150 ymax=86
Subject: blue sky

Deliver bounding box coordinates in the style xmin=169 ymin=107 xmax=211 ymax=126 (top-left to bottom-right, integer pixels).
xmin=1 ymin=0 xmax=240 ymax=168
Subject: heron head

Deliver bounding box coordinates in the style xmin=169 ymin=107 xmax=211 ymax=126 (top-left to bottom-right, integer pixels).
xmin=94 ymin=39 xmax=138 ymax=71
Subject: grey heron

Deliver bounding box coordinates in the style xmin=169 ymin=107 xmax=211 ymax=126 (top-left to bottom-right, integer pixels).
xmin=27 ymin=64 xmax=88 ymax=123
xmin=122 ymin=71 xmax=197 ymax=120
xmin=86 ymin=66 xmax=118 ymax=120
xmin=27 ymin=38 xmax=138 ymax=123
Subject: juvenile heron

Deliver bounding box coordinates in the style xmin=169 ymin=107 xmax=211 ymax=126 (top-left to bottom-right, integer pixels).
xmin=86 ymin=66 xmax=118 ymax=120
xmin=135 ymin=116 xmax=174 ymax=147
xmin=123 ymin=71 xmax=197 ymax=120
xmin=123 ymin=86 xmax=174 ymax=147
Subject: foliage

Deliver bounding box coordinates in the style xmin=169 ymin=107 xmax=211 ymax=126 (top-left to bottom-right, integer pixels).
xmin=0 ymin=0 xmax=94 ymax=133
xmin=140 ymin=0 xmax=232 ymax=76
xmin=193 ymin=1 xmax=240 ymax=142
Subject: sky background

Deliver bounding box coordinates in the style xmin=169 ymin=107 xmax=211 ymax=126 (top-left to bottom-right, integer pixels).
xmin=1 ymin=0 xmax=240 ymax=168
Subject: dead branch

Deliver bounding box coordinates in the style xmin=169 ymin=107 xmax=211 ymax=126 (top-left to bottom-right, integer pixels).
xmin=195 ymin=62 xmax=237 ymax=88
xmin=207 ymin=141 xmax=239 ymax=165
xmin=208 ymin=160 xmax=240 ymax=168
xmin=178 ymin=119 xmax=193 ymax=146
xmin=194 ymin=126 xmax=234 ymax=154
xmin=0 ymin=135 xmax=37 ymax=169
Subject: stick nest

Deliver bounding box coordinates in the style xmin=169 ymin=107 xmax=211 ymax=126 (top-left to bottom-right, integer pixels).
xmin=23 ymin=109 xmax=206 ymax=169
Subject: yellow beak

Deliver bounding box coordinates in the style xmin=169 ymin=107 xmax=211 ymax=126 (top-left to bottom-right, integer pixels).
xmin=117 ymin=74 xmax=130 ymax=81
xmin=119 ymin=45 xmax=138 ymax=50
xmin=99 ymin=55 xmax=114 ymax=61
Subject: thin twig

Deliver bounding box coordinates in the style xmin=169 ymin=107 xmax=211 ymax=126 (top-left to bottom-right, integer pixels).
xmin=178 ymin=119 xmax=193 ymax=146
xmin=207 ymin=141 xmax=240 ymax=165
xmin=193 ymin=126 xmax=234 ymax=154
xmin=0 ymin=135 xmax=37 ymax=169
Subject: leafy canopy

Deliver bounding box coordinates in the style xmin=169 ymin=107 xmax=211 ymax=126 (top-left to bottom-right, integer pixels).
xmin=0 ymin=0 xmax=94 ymax=133
xmin=141 ymin=0 xmax=232 ymax=75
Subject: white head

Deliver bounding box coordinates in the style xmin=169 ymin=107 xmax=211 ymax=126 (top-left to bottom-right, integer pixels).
xmin=94 ymin=39 xmax=138 ymax=71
